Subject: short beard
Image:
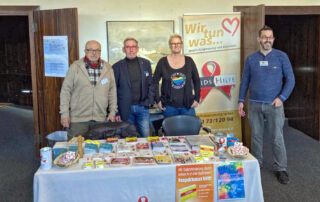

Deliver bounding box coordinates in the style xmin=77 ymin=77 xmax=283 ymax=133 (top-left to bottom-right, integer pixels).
xmin=260 ymin=41 xmax=272 ymax=51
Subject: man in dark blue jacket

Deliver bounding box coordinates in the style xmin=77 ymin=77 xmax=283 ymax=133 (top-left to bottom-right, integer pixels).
xmin=238 ymin=26 xmax=295 ymax=184
xmin=112 ymin=38 xmax=155 ymax=137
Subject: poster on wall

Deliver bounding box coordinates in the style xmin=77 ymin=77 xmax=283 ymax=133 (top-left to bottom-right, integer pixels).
xmin=106 ymin=21 xmax=174 ymax=71
xmin=182 ymin=13 xmax=241 ymax=140
xmin=43 ymin=36 xmax=69 ymax=77
xmin=176 ymin=164 xmax=214 ymax=202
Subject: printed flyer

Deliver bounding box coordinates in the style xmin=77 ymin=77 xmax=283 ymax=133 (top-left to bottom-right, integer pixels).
xmin=217 ymin=161 xmax=245 ymax=200
xmin=176 ymin=164 xmax=214 ymax=202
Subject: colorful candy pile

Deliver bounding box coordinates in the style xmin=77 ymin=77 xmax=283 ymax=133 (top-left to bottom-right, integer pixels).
xmin=58 ymin=151 xmax=77 ymax=165
xmin=232 ymin=142 xmax=249 ymax=156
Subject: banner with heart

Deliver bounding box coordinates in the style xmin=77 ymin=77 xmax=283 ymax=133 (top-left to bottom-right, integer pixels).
xmin=221 ymin=17 xmax=240 ymax=37
xmin=183 ymin=14 xmax=240 ymax=54
xmin=182 ymin=13 xmax=241 ymax=140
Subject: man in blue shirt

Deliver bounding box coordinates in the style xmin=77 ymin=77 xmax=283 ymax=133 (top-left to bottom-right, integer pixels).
xmin=238 ymin=26 xmax=295 ymax=184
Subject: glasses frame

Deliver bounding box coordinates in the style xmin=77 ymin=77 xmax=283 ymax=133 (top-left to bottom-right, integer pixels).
xmin=86 ymin=49 xmax=101 ymax=53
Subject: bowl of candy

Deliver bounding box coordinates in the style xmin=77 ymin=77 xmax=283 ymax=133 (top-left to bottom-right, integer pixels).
xmin=227 ymin=142 xmax=249 ymax=158
xmin=54 ymin=151 xmax=80 ymax=167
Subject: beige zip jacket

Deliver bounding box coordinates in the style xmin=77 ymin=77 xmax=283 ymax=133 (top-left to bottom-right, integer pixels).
xmin=60 ymin=58 xmax=117 ymax=122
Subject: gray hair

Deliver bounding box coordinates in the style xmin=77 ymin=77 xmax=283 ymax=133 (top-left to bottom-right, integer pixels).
xmin=123 ymin=37 xmax=139 ymax=46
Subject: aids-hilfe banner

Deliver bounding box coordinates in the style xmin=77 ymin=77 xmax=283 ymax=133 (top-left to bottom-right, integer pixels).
xmin=183 ymin=13 xmax=241 ymax=140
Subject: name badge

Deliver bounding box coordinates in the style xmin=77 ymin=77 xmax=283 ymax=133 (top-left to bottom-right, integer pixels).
xmin=144 ymin=70 xmax=149 ymax=77
xmin=259 ymin=61 xmax=268 ymax=66
xmin=101 ymin=78 xmax=108 ymax=85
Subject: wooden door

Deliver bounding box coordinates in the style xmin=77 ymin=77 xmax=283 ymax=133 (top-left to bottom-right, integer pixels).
xmin=266 ymin=15 xmax=320 ymax=141
xmin=33 ymin=8 xmax=79 ymax=150
xmin=233 ymin=5 xmax=265 ymax=147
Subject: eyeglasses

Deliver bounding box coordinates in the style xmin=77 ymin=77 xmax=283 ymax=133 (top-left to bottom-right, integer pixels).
xmin=124 ymin=46 xmax=138 ymax=50
xmin=86 ymin=49 xmax=101 ymax=53
xmin=170 ymin=43 xmax=183 ymax=46
xmin=260 ymin=36 xmax=274 ymax=40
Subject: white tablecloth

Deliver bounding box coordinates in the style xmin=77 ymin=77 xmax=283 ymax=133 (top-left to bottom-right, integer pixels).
xmin=34 ymin=145 xmax=264 ymax=202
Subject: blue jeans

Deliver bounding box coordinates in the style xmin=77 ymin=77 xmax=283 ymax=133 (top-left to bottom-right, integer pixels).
xmin=248 ymin=101 xmax=287 ymax=171
xmin=162 ymin=105 xmax=196 ymax=118
xmin=128 ymin=105 xmax=150 ymax=137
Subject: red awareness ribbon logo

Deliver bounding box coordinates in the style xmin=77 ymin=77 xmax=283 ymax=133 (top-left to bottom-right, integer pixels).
xmin=200 ymin=61 xmax=232 ymax=103
xmin=138 ymin=196 xmax=148 ymax=202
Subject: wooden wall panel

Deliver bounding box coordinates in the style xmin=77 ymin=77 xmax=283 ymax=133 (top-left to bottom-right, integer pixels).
xmin=266 ymin=15 xmax=319 ymax=140
xmin=233 ymin=5 xmax=265 ymax=148
xmin=34 ymin=8 xmax=79 ymax=147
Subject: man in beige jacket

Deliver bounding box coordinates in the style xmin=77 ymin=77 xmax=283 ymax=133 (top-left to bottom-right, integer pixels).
xmin=60 ymin=40 xmax=117 ymax=139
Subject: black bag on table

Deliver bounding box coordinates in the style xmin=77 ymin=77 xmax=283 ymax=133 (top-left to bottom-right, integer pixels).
xmin=83 ymin=121 xmax=139 ymax=140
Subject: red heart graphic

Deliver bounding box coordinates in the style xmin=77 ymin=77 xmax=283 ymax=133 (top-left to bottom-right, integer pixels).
xmin=221 ymin=17 xmax=240 ymax=36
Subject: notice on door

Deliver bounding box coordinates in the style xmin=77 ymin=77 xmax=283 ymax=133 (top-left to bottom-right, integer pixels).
xmin=43 ymin=36 xmax=69 ymax=77
xmin=176 ymin=164 xmax=214 ymax=202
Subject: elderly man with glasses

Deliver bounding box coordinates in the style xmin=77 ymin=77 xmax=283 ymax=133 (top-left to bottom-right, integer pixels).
xmin=112 ymin=38 xmax=155 ymax=137
xmin=60 ymin=40 xmax=117 ymax=140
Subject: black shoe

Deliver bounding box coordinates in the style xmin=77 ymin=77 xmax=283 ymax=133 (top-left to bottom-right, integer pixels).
xmin=276 ymin=171 xmax=289 ymax=184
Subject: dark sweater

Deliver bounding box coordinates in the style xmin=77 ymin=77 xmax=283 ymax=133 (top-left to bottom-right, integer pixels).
xmin=154 ymin=56 xmax=200 ymax=108
xmin=126 ymin=57 xmax=141 ymax=104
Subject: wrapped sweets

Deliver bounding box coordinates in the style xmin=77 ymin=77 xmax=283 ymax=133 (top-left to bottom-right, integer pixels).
xmin=117 ymin=144 xmax=135 ymax=153
xmin=173 ymin=153 xmax=193 ymax=164
xmin=84 ymin=140 xmax=100 ymax=154
xmin=200 ymin=145 xmax=214 ymax=156
xmin=83 ymin=161 xmax=94 ymax=169
xmin=170 ymin=143 xmax=189 ymax=153
xmin=110 ymin=157 xmax=131 ymax=167
xmin=106 ymin=137 xmax=118 ymax=143
xmin=78 ymin=155 xmax=92 ymax=165
xmin=139 ymin=150 xmax=153 ymax=157
xmin=227 ymin=137 xmax=239 ymax=147
xmin=68 ymin=145 xmax=78 ymax=152
xmin=125 ymin=152 xmax=140 ymax=158
xmin=133 ymin=157 xmax=155 ymax=166
xmin=155 ymin=155 xmax=172 ymax=165
xmin=168 ymin=137 xmax=181 ymax=143
xmin=94 ymin=160 xmax=105 ymax=169
xmin=84 ymin=143 xmax=98 ymax=154
xmin=58 ymin=151 xmax=77 ymax=165
xmin=153 ymin=150 xmax=170 ymax=156
xmin=151 ymin=142 xmax=165 ymax=151
xmin=103 ymin=153 xmax=116 ymax=164
xmin=99 ymin=143 xmax=113 ymax=153
xmin=232 ymin=142 xmax=249 ymax=156
xmin=116 ymin=153 xmax=128 ymax=158
xmin=147 ymin=136 xmax=159 ymax=142
xmin=92 ymin=153 xmax=104 ymax=161
xmin=136 ymin=142 xmax=150 ymax=150
xmin=125 ymin=137 xmax=138 ymax=143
